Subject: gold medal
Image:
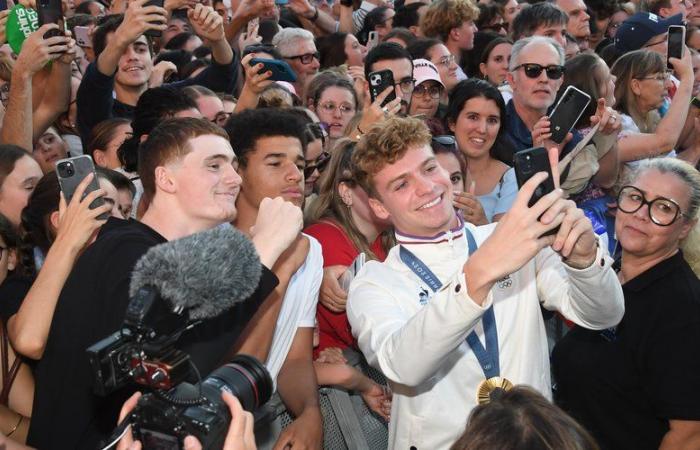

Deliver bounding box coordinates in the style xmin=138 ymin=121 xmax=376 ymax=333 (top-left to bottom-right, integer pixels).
xmin=476 ymin=376 xmax=513 ymax=405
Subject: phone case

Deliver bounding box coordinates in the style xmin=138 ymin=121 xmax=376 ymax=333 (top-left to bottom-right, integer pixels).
xmin=667 ymin=25 xmax=685 ymax=70
xmin=74 ymin=26 xmax=92 ymax=48
xmin=144 ymin=0 xmax=164 ymax=37
xmin=548 ymin=86 xmax=591 ymax=144
xmin=249 ymin=58 xmax=297 ymax=82
xmin=56 ymin=155 xmax=108 ymax=220
xmin=37 ymin=0 xmax=64 ymax=38
xmin=368 ymin=69 xmax=396 ymax=107
xmin=513 ymin=147 xmax=556 ymax=207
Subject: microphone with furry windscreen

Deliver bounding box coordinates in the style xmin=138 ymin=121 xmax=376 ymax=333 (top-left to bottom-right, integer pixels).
xmin=87 ymin=225 xmax=262 ymax=396
xmin=129 ymin=224 xmax=262 ymax=320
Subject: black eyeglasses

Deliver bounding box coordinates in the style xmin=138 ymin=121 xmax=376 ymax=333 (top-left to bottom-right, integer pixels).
xmin=304 ymin=151 xmax=331 ymax=178
xmin=395 ymin=77 xmax=417 ymax=94
xmin=431 ymin=135 xmax=457 ymax=149
xmin=413 ymin=84 xmax=443 ymax=99
xmin=284 ymin=51 xmax=320 ymax=65
xmin=617 ymin=185 xmax=688 ymax=226
xmin=512 ymin=63 xmax=565 ymax=80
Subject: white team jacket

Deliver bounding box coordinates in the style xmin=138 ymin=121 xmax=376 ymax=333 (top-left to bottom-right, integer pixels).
xmin=347 ymin=221 xmax=625 ymax=450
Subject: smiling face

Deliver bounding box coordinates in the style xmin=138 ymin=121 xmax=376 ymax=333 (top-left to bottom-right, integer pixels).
xmin=167 ymin=134 xmax=242 ymax=225
xmin=480 ymin=42 xmax=512 ymax=85
xmin=237 ymin=136 xmax=305 ymax=209
xmin=450 ymin=96 xmax=502 ymax=160
xmin=508 ymin=40 xmax=563 ymax=115
xmin=0 ymin=156 xmax=43 ymax=227
xmin=368 ymin=144 xmax=456 ymax=236
xmin=110 ymin=34 xmax=153 ymax=90
xmin=616 ymin=169 xmax=695 ymax=261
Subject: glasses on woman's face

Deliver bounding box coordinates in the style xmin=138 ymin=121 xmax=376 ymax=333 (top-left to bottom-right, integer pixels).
xmin=413 ymin=83 xmax=443 ymax=99
xmin=617 ymin=185 xmax=688 ymax=226
xmin=304 ymin=151 xmax=331 ymax=178
xmin=436 ymin=54 xmax=455 ymax=68
xmin=431 ymin=135 xmax=457 ymax=149
xmin=512 ymin=63 xmax=565 ymax=80
xmin=319 ymin=102 xmax=355 ymax=116
xmin=636 ymin=70 xmax=672 ymax=82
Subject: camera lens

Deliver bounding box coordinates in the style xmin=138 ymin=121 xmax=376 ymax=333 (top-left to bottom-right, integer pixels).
xmin=203 ymin=355 xmax=273 ymax=412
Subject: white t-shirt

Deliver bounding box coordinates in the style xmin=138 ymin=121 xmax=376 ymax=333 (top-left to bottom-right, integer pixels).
xmin=265 ymin=234 xmax=323 ymax=381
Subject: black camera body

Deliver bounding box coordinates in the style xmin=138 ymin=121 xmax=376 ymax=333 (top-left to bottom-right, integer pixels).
xmin=87 ymin=287 xmax=194 ymax=396
xmin=131 ymin=355 xmax=272 ymax=450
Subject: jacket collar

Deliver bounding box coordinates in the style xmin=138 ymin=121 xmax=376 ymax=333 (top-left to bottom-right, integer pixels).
xmin=395 ymin=215 xmax=465 ymax=245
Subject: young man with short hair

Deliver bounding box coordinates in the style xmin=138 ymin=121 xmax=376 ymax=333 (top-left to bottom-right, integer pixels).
xmin=76 ymin=0 xmax=237 ymax=140
xmin=227 ymin=108 xmax=324 ymax=450
xmin=347 ymin=116 xmax=624 ymax=449
xmin=28 ymin=118 xmax=304 ymax=450
xmin=419 ymin=0 xmax=479 ymax=80
xmin=511 ymin=2 xmax=569 ymax=48
xmin=364 ymin=42 xmax=416 ymax=114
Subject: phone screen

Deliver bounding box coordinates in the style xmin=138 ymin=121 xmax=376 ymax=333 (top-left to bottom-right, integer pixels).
xmin=667 ymin=25 xmax=685 ymax=70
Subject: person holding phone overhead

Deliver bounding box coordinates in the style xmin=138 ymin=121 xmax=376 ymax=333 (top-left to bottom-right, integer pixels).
xmin=346 ymin=116 xmax=624 ymax=449
xmin=447 ymin=79 xmax=517 ymax=223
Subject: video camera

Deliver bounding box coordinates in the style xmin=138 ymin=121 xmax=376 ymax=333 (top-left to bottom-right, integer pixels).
xmin=87 ymin=286 xmax=272 ymax=449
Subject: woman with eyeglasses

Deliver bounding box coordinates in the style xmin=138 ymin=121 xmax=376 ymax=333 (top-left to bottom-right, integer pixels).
xmin=610 ymin=49 xmax=694 ymax=172
xmin=552 ymin=158 xmax=700 ymax=450
xmin=446 ymin=79 xmax=517 ymax=223
xmin=304 ymin=139 xmax=394 ymax=356
xmin=310 ymin=76 xmax=359 ymax=147
xmin=408 ymin=59 xmax=445 ymax=118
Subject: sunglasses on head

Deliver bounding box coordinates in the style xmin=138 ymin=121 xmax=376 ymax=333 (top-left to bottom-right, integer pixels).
xmin=512 ymin=63 xmax=565 ymax=80
xmin=304 ymin=151 xmax=331 ymax=178
xmin=432 ymin=135 xmax=457 ymax=148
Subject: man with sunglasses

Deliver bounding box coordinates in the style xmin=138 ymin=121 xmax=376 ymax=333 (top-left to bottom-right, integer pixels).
xmin=502 ymin=36 xmax=582 ymax=166
xmin=273 ymin=27 xmax=320 ymax=101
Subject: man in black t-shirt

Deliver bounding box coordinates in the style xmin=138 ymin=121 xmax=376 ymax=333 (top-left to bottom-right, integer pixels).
xmin=28 ymin=118 xmax=304 ymax=450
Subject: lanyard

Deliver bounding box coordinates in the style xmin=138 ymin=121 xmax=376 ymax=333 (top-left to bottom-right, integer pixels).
xmin=398 ymin=228 xmax=501 ymax=379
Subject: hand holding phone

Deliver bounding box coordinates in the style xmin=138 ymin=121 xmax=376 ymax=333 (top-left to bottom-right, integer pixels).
xmin=547 ymin=85 xmax=591 ymax=144
xmin=513 ymin=146 xmax=560 ymax=236
xmin=56 ymin=156 xmax=109 ymax=220
xmin=249 ymin=57 xmax=297 ymax=82
xmin=36 ymin=0 xmax=64 ymax=38
xmin=368 ymin=69 xmax=396 ymax=106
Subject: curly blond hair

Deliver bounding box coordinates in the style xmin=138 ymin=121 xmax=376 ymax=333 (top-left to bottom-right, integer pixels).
xmin=352 ymin=116 xmax=432 ymax=198
xmin=420 ymin=0 xmax=480 ymax=42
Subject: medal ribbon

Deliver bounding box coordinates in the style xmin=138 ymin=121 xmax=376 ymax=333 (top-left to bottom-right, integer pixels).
xmin=399 ymin=228 xmax=501 ymax=380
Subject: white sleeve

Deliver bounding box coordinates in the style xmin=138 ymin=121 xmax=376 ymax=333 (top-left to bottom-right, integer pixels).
xmin=298 ymin=236 xmax=322 ymax=328
xmin=535 ymin=237 xmax=624 ymax=329
xmin=347 ymin=268 xmax=492 ymax=388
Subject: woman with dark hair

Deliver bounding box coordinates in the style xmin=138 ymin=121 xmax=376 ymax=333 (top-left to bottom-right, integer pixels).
xmin=447 ymin=79 xmax=516 ymax=223
xmin=357 ymin=7 xmax=394 ymax=45
xmin=478 ymin=36 xmax=513 ymax=86
xmin=0 ymin=146 xmax=43 ymax=229
xmin=7 ymin=170 xmax=114 ymax=362
xmin=310 ymin=76 xmax=359 ymax=147
xmin=154 ymin=50 xmax=195 ymax=82
xmin=87 ymin=118 xmax=133 ymax=170
xmin=407 ymin=37 xmax=461 ymax=94
xmin=316 ymin=32 xmax=366 ymax=69
xmin=0 ymin=214 xmax=34 ymax=445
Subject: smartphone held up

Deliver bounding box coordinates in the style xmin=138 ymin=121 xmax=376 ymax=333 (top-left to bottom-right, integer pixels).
xmin=36 ymin=0 xmax=64 ymax=38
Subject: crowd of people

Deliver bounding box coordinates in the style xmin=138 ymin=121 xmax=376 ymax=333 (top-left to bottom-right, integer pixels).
xmin=0 ymin=0 xmax=697 ymax=447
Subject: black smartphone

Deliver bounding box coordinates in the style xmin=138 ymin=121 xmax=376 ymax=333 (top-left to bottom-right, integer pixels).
xmin=667 ymin=25 xmax=685 ymax=70
xmin=513 ymin=147 xmax=556 ymax=207
xmin=249 ymin=57 xmax=297 ymax=82
xmin=56 ymin=155 xmax=108 ymax=220
xmin=144 ymin=0 xmax=165 ymax=38
xmin=368 ymin=69 xmax=396 ymax=107
xmin=548 ymin=85 xmax=591 ymax=144
xmin=36 ymin=0 xmax=64 ymax=39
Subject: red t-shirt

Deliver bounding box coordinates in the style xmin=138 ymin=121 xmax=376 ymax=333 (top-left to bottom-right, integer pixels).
xmin=304 ymin=220 xmax=387 ymax=356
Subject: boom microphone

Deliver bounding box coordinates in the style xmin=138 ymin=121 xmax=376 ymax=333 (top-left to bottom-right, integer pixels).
xmin=129 ymin=225 xmax=261 ymax=320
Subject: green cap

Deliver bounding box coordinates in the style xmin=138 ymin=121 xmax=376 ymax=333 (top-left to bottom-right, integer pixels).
xmin=6 ymin=4 xmax=39 ymax=55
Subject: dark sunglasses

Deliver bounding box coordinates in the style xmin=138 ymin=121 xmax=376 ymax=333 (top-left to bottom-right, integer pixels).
xmin=512 ymin=63 xmax=565 ymax=80
xmin=304 ymin=151 xmax=331 ymax=178
xmin=432 ymin=135 xmax=457 ymax=148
